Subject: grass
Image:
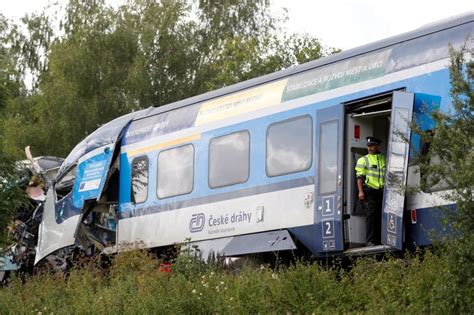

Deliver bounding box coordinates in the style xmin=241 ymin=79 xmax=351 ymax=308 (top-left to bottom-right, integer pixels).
xmin=0 ymin=243 xmax=471 ymax=314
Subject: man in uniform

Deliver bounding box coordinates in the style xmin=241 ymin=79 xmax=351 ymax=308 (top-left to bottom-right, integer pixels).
xmin=355 ymin=136 xmax=386 ymax=246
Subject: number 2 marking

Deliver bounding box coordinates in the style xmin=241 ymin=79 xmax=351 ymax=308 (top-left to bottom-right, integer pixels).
xmin=322 ymin=220 xmax=334 ymax=238
xmin=325 ymin=222 xmax=331 ymax=235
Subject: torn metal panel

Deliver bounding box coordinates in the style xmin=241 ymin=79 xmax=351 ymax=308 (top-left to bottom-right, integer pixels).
xmin=25 ymin=146 xmax=41 ymax=175
xmin=58 ymin=111 xmax=143 ymax=179
xmin=187 ymin=230 xmax=297 ymax=260
xmin=35 ymin=189 xmax=81 ymax=264
xmin=222 ymin=230 xmax=297 ymax=256
xmin=34 ymin=156 xmax=63 ymax=187
xmin=34 ymin=110 xmax=138 ymax=265
xmin=24 ymin=147 xmax=63 ymax=187
xmin=35 ymin=143 xmax=115 ymax=264
xmin=186 ymin=237 xmax=234 ymax=261
xmin=0 ymin=253 xmax=18 ymax=284
xmin=72 ymin=144 xmax=115 ymax=209
xmin=0 ymin=254 xmax=18 ymax=272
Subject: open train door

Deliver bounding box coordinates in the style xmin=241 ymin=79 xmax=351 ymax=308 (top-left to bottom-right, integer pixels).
xmin=314 ymin=104 xmax=344 ymax=254
xmin=382 ymin=91 xmax=414 ymax=250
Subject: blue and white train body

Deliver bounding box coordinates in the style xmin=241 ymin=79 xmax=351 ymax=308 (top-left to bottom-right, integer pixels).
xmin=35 ymin=13 xmax=473 ymax=263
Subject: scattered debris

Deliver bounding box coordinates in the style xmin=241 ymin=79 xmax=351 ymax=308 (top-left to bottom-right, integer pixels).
xmin=0 ymin=150 xmax=66 ymax=284
xmin=1 ymin=140 xmax=170 ymax=285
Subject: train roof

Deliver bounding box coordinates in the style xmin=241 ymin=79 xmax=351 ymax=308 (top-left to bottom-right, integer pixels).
xmin=135 ymin=11 xmax=473 ymax=120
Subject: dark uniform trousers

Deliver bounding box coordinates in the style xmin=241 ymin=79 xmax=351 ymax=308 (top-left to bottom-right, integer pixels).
xmin=364 ymin=186 xmax=383 ymax=245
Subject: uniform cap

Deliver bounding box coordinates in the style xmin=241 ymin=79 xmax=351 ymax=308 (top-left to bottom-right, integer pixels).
xmin=366 ymin=136 xmax=381 ymax=146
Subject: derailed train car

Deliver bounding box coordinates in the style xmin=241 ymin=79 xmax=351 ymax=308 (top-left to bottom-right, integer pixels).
xmin=34 ymin=13 xmax=473 ymax=264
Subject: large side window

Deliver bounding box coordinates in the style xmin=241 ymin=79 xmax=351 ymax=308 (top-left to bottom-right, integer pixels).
xmin=131 ymin=156 xmax=149 ymax=204
xmin=157 ymin=144 xmax=194 ymax=199
xmin=209 ymin=131 xmax=250 ymax=188
xmin=266 ymin=115 xmax=312 ymax=177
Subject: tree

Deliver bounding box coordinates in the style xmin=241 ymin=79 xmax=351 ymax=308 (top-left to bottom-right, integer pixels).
xmin=0 ymin=156 xmax=31 ymax=247
xmin=412 ymin=42 xmax=473 ymax=313
xmin=0 ymin=0 xmax=335 ymax=158
xmin=414 ymin=43 xmax=473 ymax=236
xmin=0 ymin=14 xmax=25 ymax=157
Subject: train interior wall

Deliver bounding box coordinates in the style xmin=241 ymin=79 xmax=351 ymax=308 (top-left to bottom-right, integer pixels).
xmin=343 ymin=98 xmax=391 ymax=248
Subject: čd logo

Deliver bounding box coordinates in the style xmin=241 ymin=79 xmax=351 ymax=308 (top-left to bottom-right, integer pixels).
xmin=189 ymin=213 xmax=205 ymax=233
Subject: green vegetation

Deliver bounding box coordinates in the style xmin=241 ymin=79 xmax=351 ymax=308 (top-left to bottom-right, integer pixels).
xmin=0 ymin=156 xmax=30 ymax=246
xmin=0 ymin=0 xmax=337 ymax=159
xmin=409 ymin=43 xmax=474 ymax=314
xmin=0 ymin=2 xmax=472 ymax=313
xmin=0 ymin=248 xmax=468 ymax=314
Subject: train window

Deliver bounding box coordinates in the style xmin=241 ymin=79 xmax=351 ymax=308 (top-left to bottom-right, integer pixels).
xmin=319 ymin=121 xmax=338 ymax=195
xmin=420 ymin=132 xmax=450 ymax=192
xmin=209 ymin=131 xmax=250 ymax=188
xmin=131 ymin=156 xmax=149 ymax=204
xmin=55 ymin=164 xmax=77 ymax=200
xmin=266 ymin=115 xmax=312 ymax=177
xmin=157 ymin=144 xmax=194 ymax=199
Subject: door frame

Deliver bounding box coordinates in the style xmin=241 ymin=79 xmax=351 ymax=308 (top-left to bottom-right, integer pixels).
xmin=314 ymin=104 xmax=345 ymax=253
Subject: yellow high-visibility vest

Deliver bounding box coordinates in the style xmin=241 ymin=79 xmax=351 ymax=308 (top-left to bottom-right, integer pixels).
xmin=355 ymin=153 xmax=386 ymax=189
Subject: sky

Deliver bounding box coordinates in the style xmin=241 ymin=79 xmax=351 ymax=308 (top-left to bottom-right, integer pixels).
xmin=1 ymin=0 xmax=472 ymax=50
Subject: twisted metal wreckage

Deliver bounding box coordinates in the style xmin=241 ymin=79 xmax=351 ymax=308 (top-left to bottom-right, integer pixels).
xmin=0 ymin=118 xmax=129 ymax=284
xmin=1 ymin=114 xmax=173 ymax=285
xmin=0 ymin=148 xmax=65 ymax=283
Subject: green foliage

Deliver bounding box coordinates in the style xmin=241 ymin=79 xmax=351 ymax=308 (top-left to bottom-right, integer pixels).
xmin=0 ymin=156 xmax=29 ymax=247
xmin=440 ymin=45 xmax=474 ymax=313
xmin=0 ymin=249 xmax=468 ymax=314
xmin=0 ymin=14 xmax=23 ymax=157
xmin=409 ymin=43 xmax=474 ymax=313
xmin=0 ymin=0 xmax=335 ymax=159
xmin=412 ymin=43 xmax=473 ymax=235
xmin=0 ymin=15 xmax=30 ymax=246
